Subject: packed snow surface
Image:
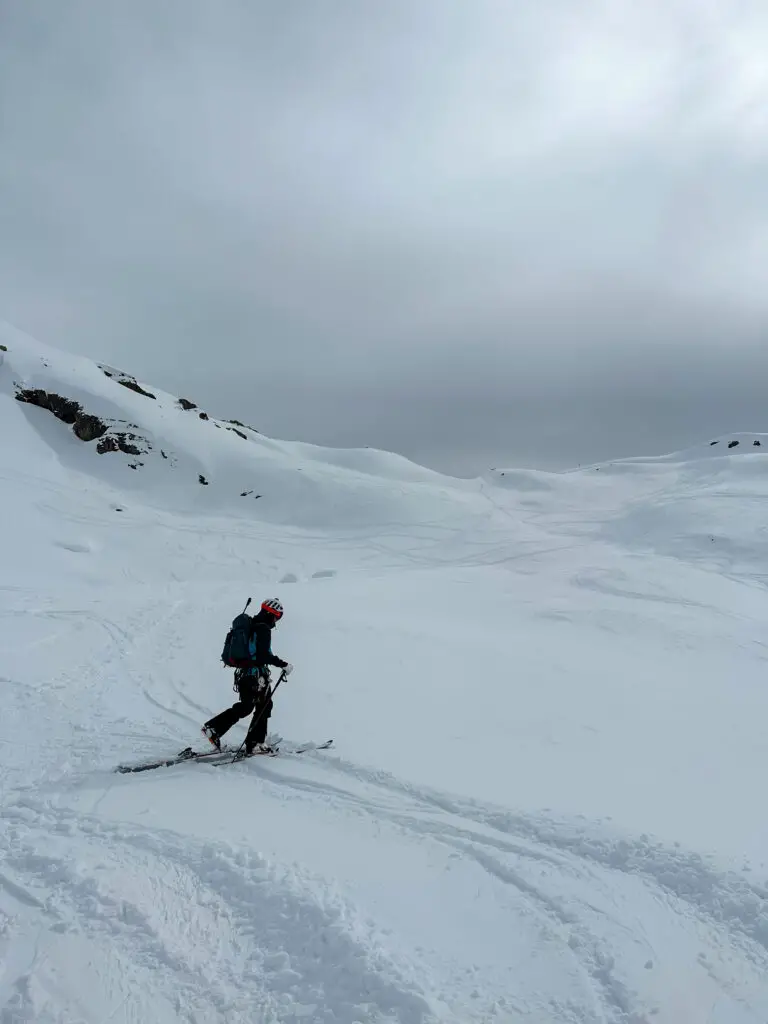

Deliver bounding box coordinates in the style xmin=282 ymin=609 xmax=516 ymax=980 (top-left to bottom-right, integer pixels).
xmin=3 ymin=321 xmax=768 ymax=1023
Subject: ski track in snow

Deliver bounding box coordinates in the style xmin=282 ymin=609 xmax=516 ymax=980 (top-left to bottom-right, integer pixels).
xmin=1 ymin=799 xmax=435 ymax=1024
xmin=309 ymin=754 xmax=768 ymax=953
xmin=214 ymin=750 xmax=768 ymax=1021
xmin=4 ymin=746 xmax=768 ymax=1023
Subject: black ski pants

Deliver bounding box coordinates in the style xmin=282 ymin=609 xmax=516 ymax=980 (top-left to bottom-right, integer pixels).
xmin=205 ymin=674 xmax=273 ymax=747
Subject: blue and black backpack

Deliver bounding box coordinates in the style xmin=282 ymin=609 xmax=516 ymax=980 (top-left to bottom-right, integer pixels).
xmin=221 ymin=598 xmax=254 ymax=668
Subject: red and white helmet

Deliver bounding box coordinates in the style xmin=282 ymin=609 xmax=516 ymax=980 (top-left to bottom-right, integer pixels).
xmin=261 ymin=597 xmax=284 ymax=620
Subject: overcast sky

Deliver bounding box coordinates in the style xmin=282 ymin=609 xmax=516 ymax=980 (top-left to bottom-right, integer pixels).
xmin=2 ymin=1 xmax=768 ymax=475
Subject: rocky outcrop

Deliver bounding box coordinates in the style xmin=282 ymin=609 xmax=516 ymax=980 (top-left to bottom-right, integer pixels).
xmin=75 ymin=414 xmax=109 ymax=442
xmin=99 ymin=363 xmax=156 ymax=399
xmin=15 ymin=388 xmax=108 ymax=440
xmin=711 ymin=437 xmax=765 ymax=450
xmin=16 ymin=388 xmax=80 ymax=423
xmin=14 ymin=386 xmax=155 ymax=459
xmin=96 ymin=432 xmax=145 ymax=456
xmin=228 ymin=418 xmax=258 ymax=433
xmin=117 ymin=377 xmax=156 ymax=400
xmin=14 ymin=375 xmax=265 ymax=499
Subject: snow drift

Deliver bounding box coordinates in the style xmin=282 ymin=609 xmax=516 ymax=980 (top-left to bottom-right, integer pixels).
xmin=2 ymin=321 xmax=768 ymax=1023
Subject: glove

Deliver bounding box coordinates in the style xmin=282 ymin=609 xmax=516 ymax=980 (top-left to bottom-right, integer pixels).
xmin=282 ymin=663 xmax=294 ymax=676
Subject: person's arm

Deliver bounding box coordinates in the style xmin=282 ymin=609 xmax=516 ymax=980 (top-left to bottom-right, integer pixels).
xmin=252 ymin=622 xmax=288 ymax=668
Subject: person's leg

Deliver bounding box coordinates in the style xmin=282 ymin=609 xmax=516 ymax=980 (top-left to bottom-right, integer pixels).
xmin=203 ymin=680 xmax=256 ymax=746
xmin=244 ymin=694 xmax=273 ymax=750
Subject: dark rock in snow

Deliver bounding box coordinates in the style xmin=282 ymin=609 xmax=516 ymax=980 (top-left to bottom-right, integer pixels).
xmin=728 ymin=440 xmax=740 ymax=449
xmin=96 ymin=437 xmax=120 ymax=454
xmin=227 ymin=426 xmax=247 ymax=440
xmin=98 ymin=363 xmax=126 ymax=378
xmin=15 ymin=384 xmax=158 ymax=464
xmin=14 ymin=387 xmax=160 ymax=458
xmin=16 ymin=388 xmax=81 ymax=424
xmin=74 ymin=413 xmax=108 ymax=442
xmin=177 ymin=398 xmax=197 ymax=410
xmin=199 ymin=474 xmax=209 ymax=485
xmin=16 ymin=388 xmax=108 ymax=440
xmin=754 ymin=440 xmax=761 ymax=446
xmin=0 ymin=344 xmax=7 ymax=351
xmin=96 ymin=433 xmax=144 ymax=457
xmin=117 ymin=377 xmax=157 ymax=400
xmin=198 ymin=411 xmax=209 ymax=421
xmin=228 ymin=418 xmax=258 ymax=433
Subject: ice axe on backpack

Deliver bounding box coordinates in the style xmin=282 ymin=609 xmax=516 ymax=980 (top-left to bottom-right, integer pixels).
xmin=230 ymin=667 xmax=288 ymax=763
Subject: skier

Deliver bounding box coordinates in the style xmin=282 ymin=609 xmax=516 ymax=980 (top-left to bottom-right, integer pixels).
xmin=202 ymin=597 xmax=293 ymax=756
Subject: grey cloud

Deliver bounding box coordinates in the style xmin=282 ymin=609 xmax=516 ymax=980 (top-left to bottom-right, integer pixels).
xmin=1 ymin=1 xmax=767 ymax=475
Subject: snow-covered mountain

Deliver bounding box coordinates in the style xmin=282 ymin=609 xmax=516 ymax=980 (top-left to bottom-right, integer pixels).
xmin=3 ymin=320 xmax=768 ymax=1023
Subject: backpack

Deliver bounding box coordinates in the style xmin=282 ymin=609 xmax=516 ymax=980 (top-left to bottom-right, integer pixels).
xmin=221 ymin=610 xmax=254 ymax=668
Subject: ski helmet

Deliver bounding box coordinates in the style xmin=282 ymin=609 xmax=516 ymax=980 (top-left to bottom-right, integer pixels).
xmin=261 ymin=597 xmax=284 ymax=620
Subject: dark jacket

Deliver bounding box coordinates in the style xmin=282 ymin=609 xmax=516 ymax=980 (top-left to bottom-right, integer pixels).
xmin=247 ymin=609 xmax=288 ymax=670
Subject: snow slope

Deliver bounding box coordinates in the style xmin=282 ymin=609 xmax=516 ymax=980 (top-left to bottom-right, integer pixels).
xmin=3 ymin=323 xmax=768 ymax=1023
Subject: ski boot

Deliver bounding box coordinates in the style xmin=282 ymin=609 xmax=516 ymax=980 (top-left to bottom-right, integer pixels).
xmin=232 ymin=742 xmax=277 ymax=761
xmin=201 ymin=725 xmax=221 ymax=751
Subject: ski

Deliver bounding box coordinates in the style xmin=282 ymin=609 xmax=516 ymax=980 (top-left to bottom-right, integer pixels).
xmin=114 ymin=739 xmax=333 ymax=774
xmin=114 ymin=745 xmax=236 ymax=773
xmin=219 ymin=739 xmax=334 ymax=765
xmin=295 ymin=739 xmax=334 ymax=753
xmin=229 ymin=745 xmax=280 ymax=762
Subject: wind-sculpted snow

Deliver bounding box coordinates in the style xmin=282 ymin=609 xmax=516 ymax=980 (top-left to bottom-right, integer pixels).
xmin=3 ymin=323 xmax=768 ymax=1021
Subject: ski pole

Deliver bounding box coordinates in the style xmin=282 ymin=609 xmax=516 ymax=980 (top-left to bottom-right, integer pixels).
xmin=231 ymin=669 xmax=286 ymax=762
